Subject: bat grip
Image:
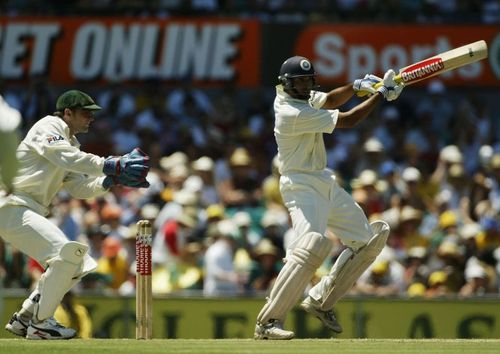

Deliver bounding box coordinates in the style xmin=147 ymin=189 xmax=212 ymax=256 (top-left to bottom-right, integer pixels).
xmin=373 ymin=74 xmax=403 ymax=89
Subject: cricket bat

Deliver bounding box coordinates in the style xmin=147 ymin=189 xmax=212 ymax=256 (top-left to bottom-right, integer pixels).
xmin=362 ymin=40 xmax=488 ymax=94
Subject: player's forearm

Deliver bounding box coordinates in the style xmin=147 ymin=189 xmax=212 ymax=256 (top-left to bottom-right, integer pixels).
xmin=336 ymin=92 xmax=382 ymax=128
xmin=322 ymin=84 xmax=354 ymax=109
xmin=63 ymin=174 xmax=109 ymax=197
xmin=41 ymin=145 xmax=105 ymax=176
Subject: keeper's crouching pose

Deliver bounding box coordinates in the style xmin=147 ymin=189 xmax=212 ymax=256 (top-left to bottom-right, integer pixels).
xmin=254 ymin=56 xmax=404 ymax=340
xmin=1 ymin=90 xmax=150 ymax=340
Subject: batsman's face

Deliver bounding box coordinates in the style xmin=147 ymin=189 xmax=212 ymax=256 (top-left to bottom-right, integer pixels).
xmin=290 ymin=76 xmax=315 ymax=99
xmin=66 ymin=108 xmax=95 ymax=134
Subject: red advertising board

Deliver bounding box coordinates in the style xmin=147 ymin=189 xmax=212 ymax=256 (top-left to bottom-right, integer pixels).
xmin=0 ymin=18 xmax=498 ymax=87
xmin=0 ymin=17 xmax=261 ymax=86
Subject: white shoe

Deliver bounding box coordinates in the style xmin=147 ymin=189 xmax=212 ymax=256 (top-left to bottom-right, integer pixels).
xmin=5 ymin=312 xmax=29 ymax=337
xmin=254 ymin=319 xmax=294 ymax=340
xmin=301 ymin=296 xmax=343 ymax=333
xmin=26 ymin=317 xmax=77 ymax=340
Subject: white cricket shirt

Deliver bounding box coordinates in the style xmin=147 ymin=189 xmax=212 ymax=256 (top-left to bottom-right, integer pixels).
xmin=7 ymin=115 xmax=107 ymax=215
xmin=274 ymin=85 xmax=338 ymax=174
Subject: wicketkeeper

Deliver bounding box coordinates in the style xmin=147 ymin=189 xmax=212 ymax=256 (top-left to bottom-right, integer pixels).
xmin=254 ymin=56 xmax=404 ymax=339
xmin=1 ymin=90 xmax=150 ymax=339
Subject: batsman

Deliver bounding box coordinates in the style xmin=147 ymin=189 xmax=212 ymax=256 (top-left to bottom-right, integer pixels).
xmin=0 ymin=90 xmax=150 ymax=339
xmin=254 ymin=56 xmax=404 ymax=339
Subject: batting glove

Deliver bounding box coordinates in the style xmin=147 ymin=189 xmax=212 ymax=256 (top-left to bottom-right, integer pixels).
xmin=353 ymin=74 xmax=382 ymax=97
xmin=377 ymin=69 xmax=405 ymax=102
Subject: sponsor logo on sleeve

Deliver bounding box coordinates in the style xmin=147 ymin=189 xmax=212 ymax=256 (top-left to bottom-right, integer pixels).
xmin=46 ymin=135 xmax=65 ymax=144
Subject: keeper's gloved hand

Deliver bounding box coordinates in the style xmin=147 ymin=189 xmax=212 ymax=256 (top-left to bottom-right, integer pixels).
xmin=353 ymin=74 xmax=382 ymax=97
xmin=103 ymin=148 xmax=150 ymax=178
xmin=102 ymin=174 xmax=150 ymax=189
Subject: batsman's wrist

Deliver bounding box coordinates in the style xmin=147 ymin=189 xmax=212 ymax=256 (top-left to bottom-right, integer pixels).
xmin=376 ymin=86 xmax=388 ymax=99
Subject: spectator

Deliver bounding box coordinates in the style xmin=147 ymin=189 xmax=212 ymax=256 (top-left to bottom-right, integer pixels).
xmin=219 ymin=147 xmax=262 ymax=208
xmin=248 ymin=238 xmax=282 ymax=293
xmin=203 ymin=219 xmax=246 ymax=296
xmin=191 ymin=156 xmax=219 ymax=207
xmin=100 ymin=204 xmax=128 ymax=240
xmin=417 ymin=80 xmax=454 ymax=134
xmin=378 ymin=161 xmax=404 ymax=210
xmin=260 ymin=208 xmax=288 ymax=259
xmin=441 ymin=163 xmax=470 ymax=211
xmin=355 ymin=254 xmax=406 ymax=297
xmin=407 ymin=282 xmax=427 ymax=298
xmin=49 ymin=193 xmax=81 ymax=242
xmin=354 ymin=137 xmax=387 ymax=176
xmin=459 ymin=263 xmax=495 ymax=297
xmin=96 ymin=237 xmax=129 ymax=291
xmin=435 ymin=241 xmax=466 ymax=292
xmin=394 ymin=206 xmax=428 ymax=252
xmin=152 ymin=210 xmax=202 ymax=294
xmin=261 ymin=155 xmax=284 ymax=210
xmin=429 ymin=210 xmax=461 ymax=250
xmin=84 ymin=224 xmax=111 ymax=260
xmin=233 ymin=210 xmax=261 ymax=250
xmin=351 ymin=169 xmax=384 ymax=217
xmin=425 ymin=271 xmax=452 ymax=298
xmin=430 ymin=145 xmax=464 ymax=192
xmin=1 ymin=243 xmax=30 ymax=289
xmin=400 ymin=167 xmax=426 ymax=211
xmin=403 ymin=246 xmax=431 ymax=287
xmin=372 ymin=106 xmax=402 ymax=153
xmin=488 ymin=153 xmax=500 ymax=214
xmin=475 ymin=217 xmax=500 ymax=253
xmin=153 ymin=210 xmax=198 ymax=263
xmin=166 ymin=79 xmax=214 ymax=119
xmin=154 ymin=188 xmax=199 ymax=241
xmin=459 ymin=222 xmax=482 ymax=261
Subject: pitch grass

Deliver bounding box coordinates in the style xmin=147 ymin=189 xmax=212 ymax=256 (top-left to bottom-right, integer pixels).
xmin=1 ymin=339 xmax=500 ymax=354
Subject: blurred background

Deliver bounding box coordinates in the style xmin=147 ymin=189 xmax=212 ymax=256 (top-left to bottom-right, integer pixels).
xmin=0 ymin=0 xmax=499 ymax=339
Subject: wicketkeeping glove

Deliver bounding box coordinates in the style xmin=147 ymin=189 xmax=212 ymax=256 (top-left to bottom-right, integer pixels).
xmin=353 ymin=74 xmax=382 ymax=97
xmin=103 ymin=148 xmax=150 ymax=178
xmin=376 ymin=69 xmax=404 ymax=102
xmin=102 ymin=174 xmax=150 ymax=189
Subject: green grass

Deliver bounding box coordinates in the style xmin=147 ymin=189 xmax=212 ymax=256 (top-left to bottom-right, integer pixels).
xmin=1 ymin=339 xmax=500 ymax=354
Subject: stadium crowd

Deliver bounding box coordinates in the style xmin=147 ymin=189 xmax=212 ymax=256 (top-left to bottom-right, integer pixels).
xmin=2 ymin=0 xmax=500 ymax=24
xmin=1 ymin=74 xmax=499 ymax=300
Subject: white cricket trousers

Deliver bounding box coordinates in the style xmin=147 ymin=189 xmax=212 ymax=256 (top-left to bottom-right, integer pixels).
xmin=280 ymin=169 xmax=373 ymax=253
xmin=0 ymin=204 xmax=70 ymax=266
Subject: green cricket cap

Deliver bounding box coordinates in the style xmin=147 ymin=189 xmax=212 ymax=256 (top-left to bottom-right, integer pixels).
xmin=56 ymin=90 xmax=102 ymax=111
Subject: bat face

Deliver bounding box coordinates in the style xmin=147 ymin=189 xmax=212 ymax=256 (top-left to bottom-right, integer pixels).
xmin=394 ymin=40 xmax=488 ymax=86
xmin=400 ymin=58 xmax=445 ymax=84
xmin=361 ymin=40 xmax=488 ymax=95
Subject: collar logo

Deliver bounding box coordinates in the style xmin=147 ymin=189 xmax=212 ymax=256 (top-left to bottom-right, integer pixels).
xmin=300 ymin=60 xmax=311 ymax=71
xmin=46 ymin=135 xmax=65 ymax=144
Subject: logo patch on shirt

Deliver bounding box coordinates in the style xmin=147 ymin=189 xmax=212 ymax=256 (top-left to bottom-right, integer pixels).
xmin=46 ymin=135 xmax=65 ymax=144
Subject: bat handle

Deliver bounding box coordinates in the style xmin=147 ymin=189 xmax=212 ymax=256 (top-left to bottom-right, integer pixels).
xmin=356 ymin=74 xmax=403 ymax=98
xmin=372 ymin=74 xmax=403 ymax=89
